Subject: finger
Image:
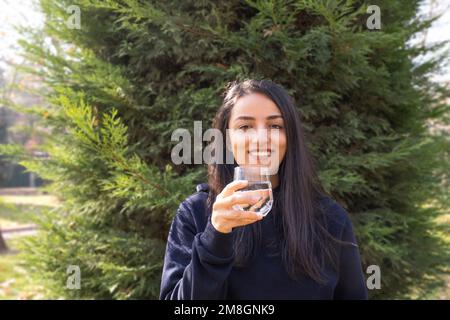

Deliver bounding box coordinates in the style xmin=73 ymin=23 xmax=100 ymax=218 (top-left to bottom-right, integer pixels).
xmin=243 ymin=188 xmax=271 ymax=198
xmin=248 ymin=194 xmax=269 ymax=211
xmin=234 ymin=189 xmax=270 ymax=204
xmin=217 ymin=193 xmax=262 ymax=209
xmin=220 ymin=180 xmax=249 ymax=198
xmin=221 ymin=209 xmax=263 ymax=221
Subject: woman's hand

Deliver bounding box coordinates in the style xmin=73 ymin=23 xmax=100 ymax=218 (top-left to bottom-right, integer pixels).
xmin=211 ymin=180 xmax=265 ymax=234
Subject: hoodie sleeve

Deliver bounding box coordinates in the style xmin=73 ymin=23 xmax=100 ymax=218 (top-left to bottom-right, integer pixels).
xmin=159 ymin=198 xmax=235 ymax=300
xmin=333 ymin=213 xmax=368 ymax=300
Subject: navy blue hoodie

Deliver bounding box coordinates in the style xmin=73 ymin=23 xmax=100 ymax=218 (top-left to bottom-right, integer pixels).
xmin=160 ymin=183 xmax=368 ymax=300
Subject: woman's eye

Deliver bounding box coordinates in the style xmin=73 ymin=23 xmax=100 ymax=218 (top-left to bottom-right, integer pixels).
xmin=238 ymin=125 xmax=251 ymax=131
xmin=270 ymin=124 xmax=283 ymax=129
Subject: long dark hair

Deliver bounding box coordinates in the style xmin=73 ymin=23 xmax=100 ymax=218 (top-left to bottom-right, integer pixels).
xmin=207 ymin=79 xmax=338 ymax=283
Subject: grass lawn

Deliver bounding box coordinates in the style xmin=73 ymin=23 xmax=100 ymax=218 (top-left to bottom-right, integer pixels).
xmin=429 ymin=213 xmax=450 ymax=299
xmin=406 ymin=213 xmax=450 ymax=299
xmin=0 ymin=195 xmax=59 ymax=207
xmin=0 ymin=237 xmax=48 ymax=300
xmin=0 ymin=199 xmax=51 ymax=299
xmin=0 ymin=193 xmax=58 ymax=228
xmin=0 ymin=204 xmax=44 ymax=228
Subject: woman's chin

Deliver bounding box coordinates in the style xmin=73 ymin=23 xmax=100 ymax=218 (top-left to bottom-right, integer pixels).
xmin=240 ymin=159 xmax=280 ymax=174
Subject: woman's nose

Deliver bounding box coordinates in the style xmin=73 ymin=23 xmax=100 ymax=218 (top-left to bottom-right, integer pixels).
xmin=250 ymin=128 xmax=270 ymax=147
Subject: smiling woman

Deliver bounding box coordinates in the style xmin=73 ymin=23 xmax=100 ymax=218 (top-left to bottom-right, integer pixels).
xmin=160 ymin=79 xmax=368 ymax=300
xmin=227 ymin=92 xmax=287 ymax=180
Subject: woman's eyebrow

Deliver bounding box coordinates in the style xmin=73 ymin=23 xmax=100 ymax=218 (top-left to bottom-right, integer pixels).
xmin=267 ymin=115 xmax=283 ymax=120
xmin=234 ymin=115 xmax=283 ymax=121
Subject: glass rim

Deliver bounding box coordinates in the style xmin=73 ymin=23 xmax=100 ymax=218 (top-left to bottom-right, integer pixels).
xmin=234 ymin=166 xmax=271 ymax=174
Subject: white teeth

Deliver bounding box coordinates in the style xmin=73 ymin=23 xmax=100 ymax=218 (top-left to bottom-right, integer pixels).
xmin=249 ymin=151 xmax=271 ymax=157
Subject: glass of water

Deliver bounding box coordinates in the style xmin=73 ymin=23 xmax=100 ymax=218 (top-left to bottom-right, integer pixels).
xmin=232 ymin=166 xmax=273 ymax=216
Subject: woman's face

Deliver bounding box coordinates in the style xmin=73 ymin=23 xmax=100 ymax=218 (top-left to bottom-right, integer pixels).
xmin=228 ymin=93 xmax=287 ymax=175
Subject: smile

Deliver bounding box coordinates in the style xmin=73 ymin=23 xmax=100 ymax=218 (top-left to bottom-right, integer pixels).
xmin=248 ymin=150 xmax=272 ymax=157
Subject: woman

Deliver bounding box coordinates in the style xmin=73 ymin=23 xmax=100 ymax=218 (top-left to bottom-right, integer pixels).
xmin=160 ymin=79 xmax=368 ymax=300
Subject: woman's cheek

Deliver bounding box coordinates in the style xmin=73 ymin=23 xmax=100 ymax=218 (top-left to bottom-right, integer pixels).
xmin=231 ymin=133 xmax=248 ymax=165
xmin=271 ymin=131 xmax=286 ymax=156
xmin=271 ymin=133 xmax=286 ymax=174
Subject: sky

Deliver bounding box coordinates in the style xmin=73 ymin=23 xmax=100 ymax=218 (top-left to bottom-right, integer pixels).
xmin=415 ymin=0 xmax=450 ymax=82
xmin=0 ymin=0 xmax=43 ymax=71
xmin=0 ymin=0 xmax=449 ymax=82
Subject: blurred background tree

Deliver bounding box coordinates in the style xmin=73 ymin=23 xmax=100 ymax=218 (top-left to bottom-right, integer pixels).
xmin=1 ymin=0 xmax=448 ymax=299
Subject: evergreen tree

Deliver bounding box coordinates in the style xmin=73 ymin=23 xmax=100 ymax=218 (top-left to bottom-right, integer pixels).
xmin=2 ymin=0 xmax=448 ymax=298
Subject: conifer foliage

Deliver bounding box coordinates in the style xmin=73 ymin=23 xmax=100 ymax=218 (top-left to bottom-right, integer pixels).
xmin=5 ymin=0 xmax=448 ymax=298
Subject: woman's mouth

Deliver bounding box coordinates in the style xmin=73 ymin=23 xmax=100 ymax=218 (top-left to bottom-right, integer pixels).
xmin=248 ymin=150 xmax=273 ymax=157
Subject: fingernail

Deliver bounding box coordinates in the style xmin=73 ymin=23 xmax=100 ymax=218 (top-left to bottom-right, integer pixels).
xmin=252 ymin=196 xmax=261 ymax=202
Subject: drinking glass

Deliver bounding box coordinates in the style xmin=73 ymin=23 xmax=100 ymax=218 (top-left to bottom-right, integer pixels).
xmin=232 ymin=166 xmax=273 ymax=216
